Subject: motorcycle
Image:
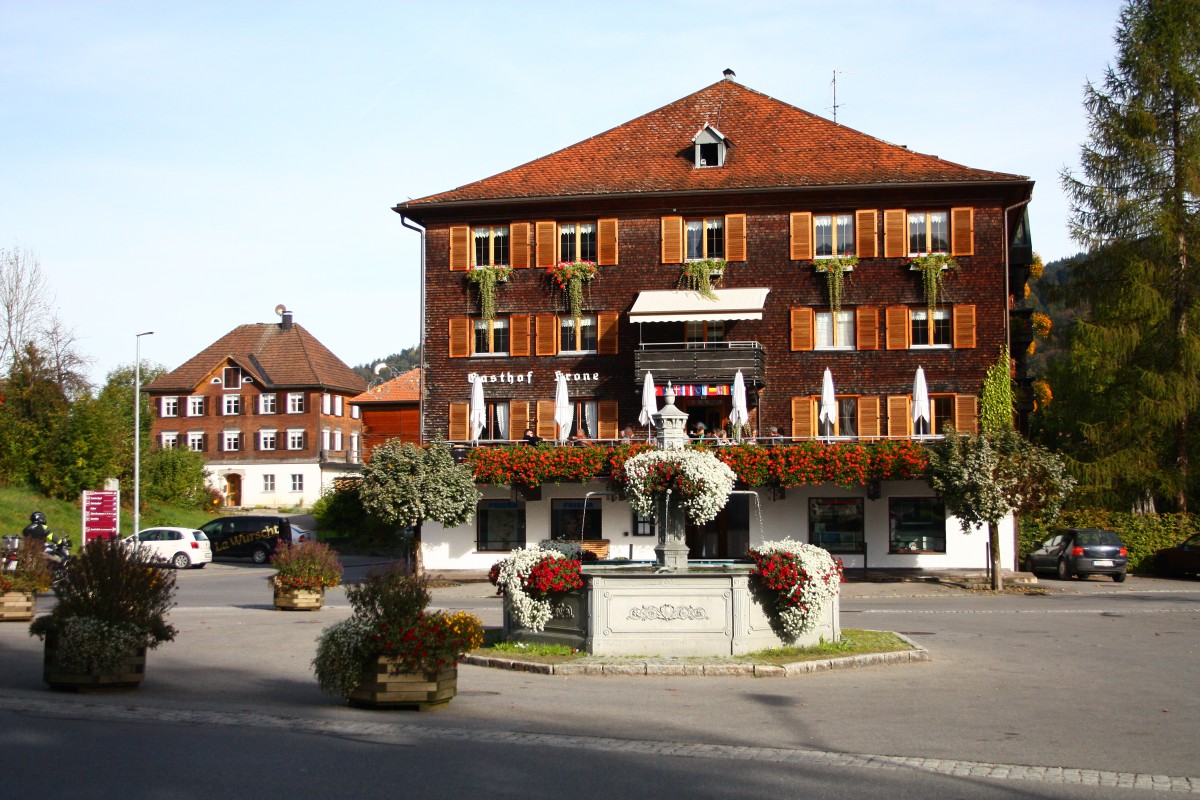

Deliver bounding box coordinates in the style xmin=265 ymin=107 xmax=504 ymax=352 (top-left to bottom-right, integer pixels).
xmin=43 ymin=535 xmax=72 ymax=587
xmin=2 ymin=535 xmax=19 ymax=573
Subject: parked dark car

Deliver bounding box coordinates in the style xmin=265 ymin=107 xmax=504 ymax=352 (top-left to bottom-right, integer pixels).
xmin=1153 ymin=532 xmax=1200 ymax=578
xmin=199 ymin=515 xmax=297 ymax=564
xmin=1024 ymin=528 xmax=1128 ymax=582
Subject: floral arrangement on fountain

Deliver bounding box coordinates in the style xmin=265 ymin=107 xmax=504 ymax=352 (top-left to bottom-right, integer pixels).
xmin=747 ymin=539 xmax=844 ymax=641
xmin=466 ymin=264 xmax=513 ymax=321
xmin=546 ymin=260 xmax=598 ymax=323
xmin=906 ymin=252 xmax=958 ymax=316
xmin=619 ymin=448 xmax=737 ymax=525
xmin=488 ymin=545 xmax=584 ymax=632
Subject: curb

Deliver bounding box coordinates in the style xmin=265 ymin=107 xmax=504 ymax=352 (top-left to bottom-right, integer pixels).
xmin=461 ymin=636 xmax=930 ymax=677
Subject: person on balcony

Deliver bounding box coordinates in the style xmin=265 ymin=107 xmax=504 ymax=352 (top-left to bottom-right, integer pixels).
xmin=521 ymin=428 xmax=542 ymax=446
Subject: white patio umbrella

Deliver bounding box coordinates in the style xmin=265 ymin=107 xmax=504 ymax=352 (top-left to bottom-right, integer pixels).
xmin=729 ymin=369 xmax=749 ymax=440
xmin=912 ymin=366 xmax=931 ymax=436
xmin=638 ymin=371 xmax=658 ymax=437
xmin=553 ymin=372 xmax=574 ymax=444
xmin=819 ymin=367 xmax=838 ymax=437
xmin=469 ymin=375 xmax=486 ymax=442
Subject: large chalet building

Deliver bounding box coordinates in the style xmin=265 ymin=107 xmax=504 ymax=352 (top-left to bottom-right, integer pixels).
xmin=392 ymin=78 xmax=1035 ymax=572
xmin=144 ymin=309 xmax=367 ymax=508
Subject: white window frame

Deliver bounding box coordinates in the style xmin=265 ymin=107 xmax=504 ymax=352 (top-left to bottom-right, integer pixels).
xmin=814 ymin=213 xmax=855 ymax=259
xmin=187 ymin=396 xmax=205 ymax=417
xmin=685 ymin=217 xmax=724 ymax=261
xmin=474 ymin=225 xmax=511 ymax=267
xmin=160 ymin=432 xmax=178 ymax=449
xmin=287 ymin=393 xmax=305 ymax=413
xmin=333 ymin=429 xmax=343 ymax=451
xmin=187 ymin=431 xmax=204 ymax=451
xmin=161 ymin=397 xmax=179 ymax=418
xmin=263 ymin=474 xmax=275 ymax=493
xmin=290 ymin=474 xmax=304 ymax=492
xmin=474 ymin=317 xmax=510 ymax=356
xmin=222 ymin=431 xmax=241 ymax=452
xmin=334 ymin=395 xmax=343 ymax=417
xmin=287 ymin=429 xmax=305 ymax=450
xmin=351 ymin=404 xmax=360 ymax=420
xmin=815 ymin=310 xmax=855 ymax=350
xmin=910 ymin=308 xmax=952 ymax=348
xmin=259 ymin=394 xmax=277 ymax=414
xmin=907 ymin=211 xmax=950 ymax=256
xmin=322 ymin=393 xmax=331 ymax=414
xmin=259 ymin=429 xmax=278 ymax=451
xmin=223 ymin=395 xmax=241 ymax=416
xmin=559 ymin=314 xmax=598 ymax=354
xmin=350 ymin=432 xmax=360 ymax=461
xmin=321 ymin=428 xmax=331 ymax=450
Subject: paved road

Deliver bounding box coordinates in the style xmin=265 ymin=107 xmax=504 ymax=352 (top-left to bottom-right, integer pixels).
xmin=1 ymin=563 xmax=1197 ymax=797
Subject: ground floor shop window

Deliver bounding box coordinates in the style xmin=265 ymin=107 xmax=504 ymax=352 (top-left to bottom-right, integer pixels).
xmin=476 ymin=500 xmax=525 ymax=551
xmin=809 ymin=497 xmax=864 ymax=553
xmin=888 ymin=497 xmax=946 ymax=553
xmin=551 ymin=498 xmax=603 ymax=540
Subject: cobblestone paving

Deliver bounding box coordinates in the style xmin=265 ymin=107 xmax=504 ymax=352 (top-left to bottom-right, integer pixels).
xmin=1 ymin=694 xmax=1195 ymax=794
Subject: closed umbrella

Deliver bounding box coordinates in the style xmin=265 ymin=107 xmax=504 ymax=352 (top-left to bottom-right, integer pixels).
xmin=729 ymin=369 xmax=749 ymax=440
xmin=912 ymin=366 xmax=931 ymax=436
xmin=469 ymin=375 xmax=486 ymax=442
xmin=638 ymin=371 xmax=658 ymax=437
xmin=819 ymin=368 xmax=837 ymax=437
xmin=553 ymin=372 xmax=573 ymax=444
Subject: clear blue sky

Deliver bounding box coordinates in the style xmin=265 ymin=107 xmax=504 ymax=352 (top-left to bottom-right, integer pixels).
xmin=0 ymin=0 xmax=1125 ymax=388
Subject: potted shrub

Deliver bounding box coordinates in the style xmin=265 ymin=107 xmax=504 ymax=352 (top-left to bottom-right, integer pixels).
xmin=30 ymin=540 xmax=177 ymax=691
xmin=312 ymin=567 xmax=483 ymax=709
xmin=269 ymin=540 xmax=343 ymax=611
xmin=1 ymin=538 xmax=52 ymax=621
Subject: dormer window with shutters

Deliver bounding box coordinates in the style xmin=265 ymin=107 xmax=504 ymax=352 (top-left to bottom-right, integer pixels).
xmin=692 ymin=124 xmax=728 ymax=168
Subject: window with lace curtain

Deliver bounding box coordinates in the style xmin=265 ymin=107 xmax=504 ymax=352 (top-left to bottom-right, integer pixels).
xmin=685 ymin=217 xmax=724 ymax=260
xmin=474 ymin=226 xmax=510 ymax=266
xmin=559 ymin=222 xmax=596 ymax=262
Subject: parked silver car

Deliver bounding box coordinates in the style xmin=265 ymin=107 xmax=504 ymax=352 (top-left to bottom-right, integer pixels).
xmin=1024 ymin=528 xmax=1128 ymax=582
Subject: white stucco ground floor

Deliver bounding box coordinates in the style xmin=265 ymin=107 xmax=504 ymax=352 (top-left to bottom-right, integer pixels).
xmin=418 ymin=479 xmax=1014 ymax=573
xmin=204 ymin=460 xmax=361 ymax=509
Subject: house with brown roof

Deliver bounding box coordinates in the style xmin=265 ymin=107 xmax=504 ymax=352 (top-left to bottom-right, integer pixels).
xmin=391 ymin=78 xmax=1036 ymax=572
xmin=144 ymin=308 xmax=367 ymax=509
xmin=349 ymin=367 xmax=422 ymax=455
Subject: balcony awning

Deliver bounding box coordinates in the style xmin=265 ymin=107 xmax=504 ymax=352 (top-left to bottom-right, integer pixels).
xmin=628 ymin=288 xmax=771 ymax=323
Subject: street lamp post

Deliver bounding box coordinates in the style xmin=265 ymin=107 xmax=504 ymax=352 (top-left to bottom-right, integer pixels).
xmin=134 ymin=331 xmax=154 ymax=537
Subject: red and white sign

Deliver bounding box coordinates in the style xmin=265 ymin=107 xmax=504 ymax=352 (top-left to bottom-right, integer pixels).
xmin=82 ymin=489 xmax=120 ymax=543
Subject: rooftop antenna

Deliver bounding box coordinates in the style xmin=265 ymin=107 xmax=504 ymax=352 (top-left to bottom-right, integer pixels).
xmin=829 ymin=69 xmax=845 ymax=123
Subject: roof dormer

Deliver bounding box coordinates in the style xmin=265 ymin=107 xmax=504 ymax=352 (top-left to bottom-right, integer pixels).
xmin=691 ymin=124 xmax=729 ymax=169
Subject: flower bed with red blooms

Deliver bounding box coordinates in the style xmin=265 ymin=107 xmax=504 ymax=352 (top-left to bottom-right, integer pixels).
xmin=747 ymin=540 xmax=844 ymax=640
xmin=368 ymin=611 xmax=484 ymax=674
xmin=524 ymin=556 xmax=584 ymax=595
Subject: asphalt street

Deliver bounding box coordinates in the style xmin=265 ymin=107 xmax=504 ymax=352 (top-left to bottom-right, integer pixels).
xmin=0 ymin=562 xmax=1197 ymax=798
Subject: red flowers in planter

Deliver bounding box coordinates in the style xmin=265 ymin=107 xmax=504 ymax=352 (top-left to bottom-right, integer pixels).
xmin=524 ymin=556 xmax=584 ymax=596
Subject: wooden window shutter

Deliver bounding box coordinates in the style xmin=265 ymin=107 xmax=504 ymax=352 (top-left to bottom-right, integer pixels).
xmin=449 ymin=225 xmax=471 ymax=271
xmin=887 ymin=396 xmax=912 ymax=438
xmin=511 ymin=222 xmax=531 ymax=269
xmin=509 ymin=314 xmax=531 ymax=357
xmin=951 ymin=207 xmax=974 ymax=256
xmin=597 ymin=218 xmax=618 ymax=266
xmin=597 ymin=312 xmax=619 ymax=355
xmin=789 ymin=212 xmax=813 ymax=260
xmin=448 ymin=402 xmax=469 ymax=441
xmin=885 ymin=306 xmax=911 ymax=350
xmin=856 ymin=307 xmax=879 ymax=351
xmin=791 ymin=396 xmax=816 ymax=440
xmin=597 ymin=400 xmax=619 ymax=440
xmin=535 ymin=221 xmax=557 ymax=268
xmin=790 ymin=307 xmax=814 ymax=351
xmin=661 ymin=216 xmax=683 ymax=264
xmin=855 ymin=209 xmax=878 ymax=258
xmin=953 ymin=305 xmax=977 ymax=349
xmin=536 ymin=400 xmax=556 ymax=440
xmin=725 ymin=213 xmax=747 ymax=262
xmin=884 ymin=209 xmax=907 ymax=258
xmin=448 ymin=318 xmax=472 ymax=358
xmin=509 ymin=402 xmax=530 ymax=440
xmin=858 ymin=396 xmax=881 ymax=439
xmin=534 ymin=314 xmax=559 ymax=356
xmin=954 ymin=395 xmax=979 ymax=434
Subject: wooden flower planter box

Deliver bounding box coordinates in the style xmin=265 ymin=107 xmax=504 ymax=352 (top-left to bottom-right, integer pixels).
xmin=347 ymin=662 xmax=457 ymax=711
xmin=43 ymin=632 xmax=146 ymax=692
xmin=274 ymin=587 xmax=325 ymax=611
xmin=0 ymin=590 xmax=35 ymax=621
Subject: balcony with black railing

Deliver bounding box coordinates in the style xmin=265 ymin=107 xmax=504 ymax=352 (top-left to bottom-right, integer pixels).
xmin=633 ymin=340 xmax=766 ymax=386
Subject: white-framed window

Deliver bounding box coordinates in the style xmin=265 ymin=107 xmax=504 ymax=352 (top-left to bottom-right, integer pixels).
xmin=187 ymin=396 xmax=205 ymax=417
xmin=474 ymin=225 xmax=510 ymax=266
xmin=259 ymin=429 xmax=277 ymax=451
xmin=263 ymin=474 xmax=275 ymax=493
xmin=160 ymin=397 xmax=179 ymax=418
xmin=559 ymin=315 xmax=597 ymax=353
xmin=223 ymin=366 xmax=242 ymax=387
xmin=334 ymin=395 xmax=343 ymax=417
xmin=186 ymin=431 xmax=204 ymax=451
xmin=222 ymin=431 xmax=241 ymax=452
xmin=814 ymin=213 xmax=855 ymax=258
xmin=334 ymin=429 xmax=343 ymax=451
xmin=908 ymin=211 xmax=950 ymax=255
xmin=259 ymin=394 xmax=277 ymax=414
xmin=474 ymin=317 xmax=510 ymax=355
xmin=291 ymin=474 xmax=304 ymax=492
xmin=322 ymin=393 xmax=331 ymax=414
xmin=321 ymin=428 xmax=331 ymax=450
xmin=350 ymin=432 xmax=360 ymax=461
xmin=223 ymin=395 xmax=241 ymax=416
xmin=160 ymin=432 xmax=178 ymax=449
xmin=685 ymin=217 xmax=724 ymax=260
xmin=559 ymin=222 xmax=597 ymax=263
xmin=815 ymin=310 xmax=855 ymax=349
xmin=911 ymin=308 xmax=952 ymax=347
xmin=351 ymin=405 xmax=361 ymax=420
xmin=818 ymin=397 xmax=858 ymax=438
xmin=287 ymin=393 xmax=305 ymax=413
xmin=287 ymin=429 xmax=305 ymax=450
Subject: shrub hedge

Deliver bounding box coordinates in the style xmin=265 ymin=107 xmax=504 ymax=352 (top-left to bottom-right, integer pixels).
xmin=1020 ymin=511 xmax=1199 ymax=574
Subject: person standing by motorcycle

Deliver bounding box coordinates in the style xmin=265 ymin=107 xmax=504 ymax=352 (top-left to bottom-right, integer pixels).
xmin=22 ymin=511 xmax=50 ymax=543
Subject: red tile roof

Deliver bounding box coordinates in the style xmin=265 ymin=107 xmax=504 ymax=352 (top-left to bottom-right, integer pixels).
xmin=145 ymin=321 xmax=366 ymax=394
xmin=398 ymin=80 xmax=1026 ymax=210
xmin=350 ymin=367 xmax=421 ymax=404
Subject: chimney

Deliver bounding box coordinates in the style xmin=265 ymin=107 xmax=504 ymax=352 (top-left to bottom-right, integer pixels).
xmin=281 ymin=311 xmax=293 ymax=331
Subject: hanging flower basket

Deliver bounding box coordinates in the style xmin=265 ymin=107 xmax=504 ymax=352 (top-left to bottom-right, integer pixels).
xmin=678 ymin=258 xmax=727 ymax=300
xmin=546 ymin=260 xmax=598 ymax=323
xmin=814 ymin=255 xmax=857 ymax=318
xmin=618 ymin=448 xmax=737 ymax=526
xmin=466 ymin=265 xmax=513 ymax=321
xmin=907 ymin=253 xmax=958 ymax=315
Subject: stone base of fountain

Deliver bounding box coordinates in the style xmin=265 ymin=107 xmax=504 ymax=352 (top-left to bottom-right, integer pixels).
xmin=503 ymin=564 xmax=840 ymax=656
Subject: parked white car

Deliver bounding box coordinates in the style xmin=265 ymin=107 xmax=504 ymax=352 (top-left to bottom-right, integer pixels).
xmin=124 ymin=527 xmax=213 ymax=569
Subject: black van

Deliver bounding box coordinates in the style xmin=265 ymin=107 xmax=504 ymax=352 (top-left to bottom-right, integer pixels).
xmin=199 ymin=516 xmax=295 ymax=563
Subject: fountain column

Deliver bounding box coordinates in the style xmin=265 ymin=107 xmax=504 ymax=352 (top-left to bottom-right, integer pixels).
xmin=653 ymin=383 xmax=691 ymax=572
